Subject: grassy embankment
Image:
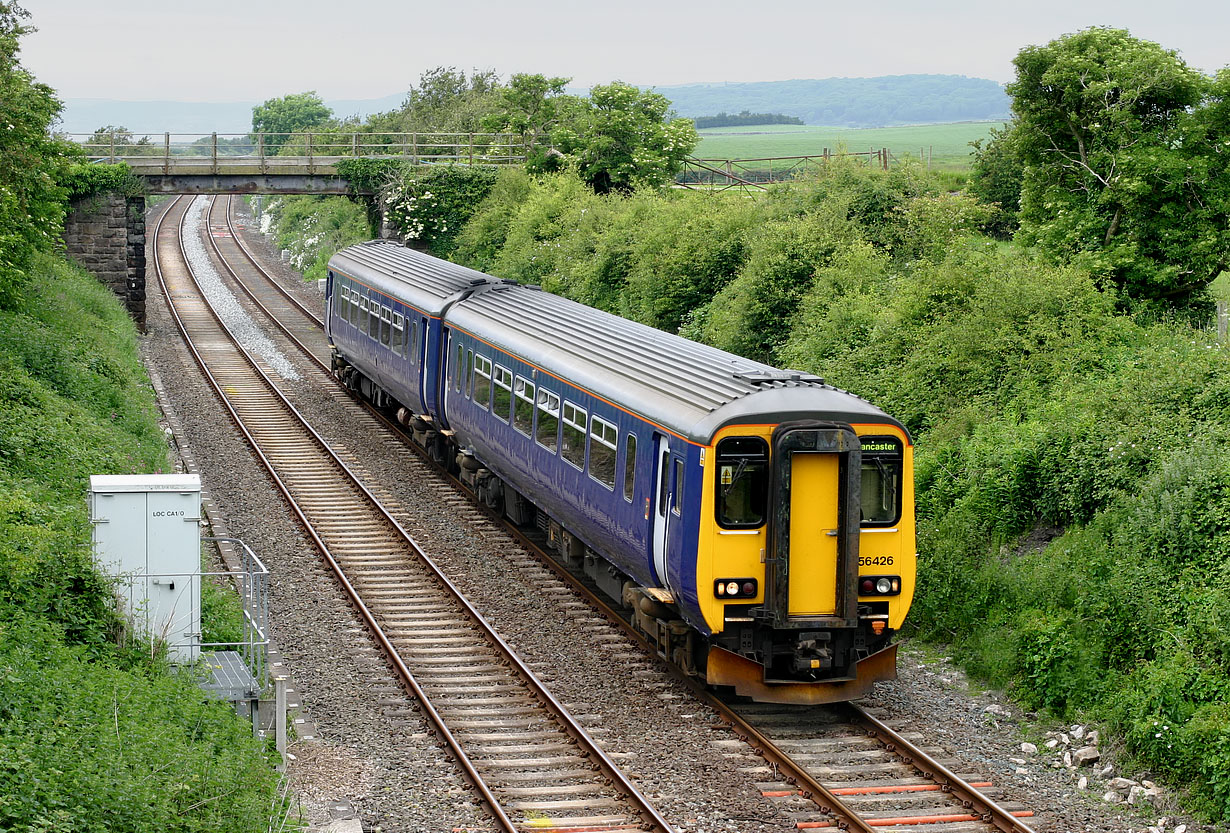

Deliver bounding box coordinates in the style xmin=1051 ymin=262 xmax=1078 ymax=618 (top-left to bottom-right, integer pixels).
xmin=0 ymin=254 xmax=286 ymax=831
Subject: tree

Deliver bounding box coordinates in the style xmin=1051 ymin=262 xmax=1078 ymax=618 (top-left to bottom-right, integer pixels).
xmin=481 ymin=73 xmax=570 ymax=170
xmin=0 ymin=1 xmax=69 ymax=307
xmin=1008 ymin=27 xmax=1229 ymax=307
xmin=967 ymin=121 xmax=1024 ymax=238
xmin=366 ymin=67 xmax=504 ymax=134
xmin=251 ymin=91 xmax=333 ymax=153
xmin=550 ymin=82 xmax=699 ymax=194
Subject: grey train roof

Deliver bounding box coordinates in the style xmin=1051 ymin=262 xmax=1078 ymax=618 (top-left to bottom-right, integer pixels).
xmin=447 ymin=283 xmax=904 ymax=445
xmin=329 ymin=240 xmax=500 ymax=316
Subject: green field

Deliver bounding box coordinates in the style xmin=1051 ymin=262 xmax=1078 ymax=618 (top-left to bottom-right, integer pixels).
xmin=694 ymin=121 xmax=1005 ymax=169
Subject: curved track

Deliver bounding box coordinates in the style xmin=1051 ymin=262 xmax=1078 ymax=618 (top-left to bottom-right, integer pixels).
xmin=189 ymin=195 xmax=1041 ymax=832
xmin=155 ymin=195 xmax=674 ymax=833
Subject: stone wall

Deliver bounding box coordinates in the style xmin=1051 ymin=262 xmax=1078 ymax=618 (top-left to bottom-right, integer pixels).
xmin=63 ymin=192 xmax=147 ymax=328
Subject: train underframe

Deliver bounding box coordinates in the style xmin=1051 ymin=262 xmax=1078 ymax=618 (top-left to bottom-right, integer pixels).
xmin=335 ymin=353 xmax=898 ymax=704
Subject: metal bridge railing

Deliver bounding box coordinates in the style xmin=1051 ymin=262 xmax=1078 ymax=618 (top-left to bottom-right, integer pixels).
xmin=68 ymin=131 xmax=527 ymax=173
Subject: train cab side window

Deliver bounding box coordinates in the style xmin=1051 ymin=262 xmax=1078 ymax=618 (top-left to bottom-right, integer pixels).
xmin=715 ymin=437 xmax=769 ymax=529
xmin=589 ymin=416 xmax=617 ymax=489
xmin=391 ymin=312 xmax=404 ymax=355
xmin=672 ymin=458 xmax=684 ymax=515
xmin=536 ymin=389 xmax=560 ymax=452
xmin=623 ymin=433 xmax=637 ymax=502
xmin=860 ymin=436 xmax=904 ymax=526
xmin=473 ymin=354 xmax=492 ymax=409
xmin=380 ymin=307 xmax=392 ymax=346
xmin=561 ymin=402 xmax=586 ymax=469
xmin=492 ymin=365 xmax=513 ymax=422
xmin=513 ymin=377 xmax=534 ymax=435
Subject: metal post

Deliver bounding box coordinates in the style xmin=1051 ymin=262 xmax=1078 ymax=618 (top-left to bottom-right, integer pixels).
xmin=164 ymin=132 xmax=170 ymax=175
xmin=274 ymin=675 xmax=288 ymax=771
xmin=212 ymin=132 xmax=218 ymax=175
xmin=110 ymin=130 xmax=115 ymax=162
xmin=306 ymin=132 xmax=313 ymax=173
xmin=258 ymin=131 xmax=265 ymax=173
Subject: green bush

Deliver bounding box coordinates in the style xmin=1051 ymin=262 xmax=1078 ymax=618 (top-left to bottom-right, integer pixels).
xmin=382 ymin=164 xmax=499 ymax=255
xmin=260 ymin=194 xmax=371 ymax=283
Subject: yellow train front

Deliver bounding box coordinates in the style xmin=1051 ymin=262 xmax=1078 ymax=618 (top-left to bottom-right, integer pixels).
xmin=620 ymin=380 xmax=915 ymax=704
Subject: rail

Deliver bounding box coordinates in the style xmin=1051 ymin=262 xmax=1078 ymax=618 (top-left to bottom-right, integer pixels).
xmin=68 ymin=131 xmax=527 ymax=173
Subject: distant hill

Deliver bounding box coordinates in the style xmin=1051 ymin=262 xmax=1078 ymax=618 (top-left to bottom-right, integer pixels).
xmin=56 ymin=93 xmax=406 ymax=136
xmin=659 ymin=75 xmax=1010 ymax=127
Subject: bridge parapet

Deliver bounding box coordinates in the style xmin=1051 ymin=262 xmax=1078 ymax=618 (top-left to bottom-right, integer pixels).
xmin=71 ymin=131 xmax=527 ymax=194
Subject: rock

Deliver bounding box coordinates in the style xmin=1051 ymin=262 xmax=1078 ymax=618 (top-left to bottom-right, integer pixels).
xmin=1070 ymin=724 xmax=1086 ymax=740
xmin=1077 ymin=775 xmax=1089 ymax=790
xmin=1175 ymin=824 xmax=1187 ymax=833
xmin=1015 ymin=767 xmax=1029 ymax=776
xmin=985 ymin=704 xmax=1011 ymax=717
xmin=1102 ymin=791 xmax=1120 ymax=803
xmin=1073 ymin=745 xmax=1101 ymax=766
xmin=1086 ymin=729 xmax=1100 ymax=745
xmin=1142 ymin=780 xmax=1155 ymax=789
xmin=1063 ymin=751 xmax=1073 ymax=768
xmin=1059 ymin=732 xmax=1071 ymax=746
xmin=1109 ymin=777 xmax=1138 ymax=791
xmin=1021 ymin=742 xmax=1038 ymax=755
xmin=1128 ymin=785 xmax=1148 ymax=805
xmin=1045 ymin=738 xmax=1061 ymax=749
xmin=1010 ymin=757 xmax=1027 ymax=765
xmin=1100 ymin=764 xmax=1116 ymax=779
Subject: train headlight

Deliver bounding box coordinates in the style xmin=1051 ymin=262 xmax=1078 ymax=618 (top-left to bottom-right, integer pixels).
xmin=859 ymin=575 xmax=901 ymax=596
xmin=714 ymin=578 xmax=757 ymax=599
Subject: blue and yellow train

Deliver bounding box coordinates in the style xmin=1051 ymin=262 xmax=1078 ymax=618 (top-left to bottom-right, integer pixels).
xmin=326 ymin=240 xmax=915 ymax=704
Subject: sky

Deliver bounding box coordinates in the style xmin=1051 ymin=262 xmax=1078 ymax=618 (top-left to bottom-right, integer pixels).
xmin=19 ymin=0 xmax=1230 ymax=103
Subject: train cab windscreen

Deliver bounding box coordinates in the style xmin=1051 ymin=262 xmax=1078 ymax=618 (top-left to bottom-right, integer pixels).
xmin=860 ymin=436 xmax=903 ymax=525
xmin=716 ymin=437 xmax=769 ymax=528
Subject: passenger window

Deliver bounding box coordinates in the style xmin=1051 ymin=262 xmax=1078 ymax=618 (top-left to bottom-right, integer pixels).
xmin=473 ymin=355 xmax=492 ymax=409
xmin=454 ymin=343 xmax=464 ymax=392
xmin=410 ymin=320 xmax=420 ymax=363
xmin=391 ymin=312 xmax=404 ymax=355
xmin=623 ymin=433 xmax=637 ymax=502
xmin=562 ymin=402 xmax=587 ymax=469
xmin=715 ymin=437 xmax=769 ymax=529
xmin=589 ymin=416 xmax=617 ymax=489
xmin=513 ymin=377 xmax=534 ymax=435
xmin=493 ymin=366 xmax=513 ymax=422
xmin=466 ymin=350 xmax=474 ymax=397
xmin=349 ymin=289 xmax=359 ymax=326
xmin=536 ymin=390 xmax=560 ymax=452
xmin=380 ymin=307 xmax=392 ymax=346
xmin=672 ymin=459 xmax=684 ymax=515
xmin=367 ymin=298 xmax=380 ymax=339
xmin=358 ymin=296 xmax=369 ymax=334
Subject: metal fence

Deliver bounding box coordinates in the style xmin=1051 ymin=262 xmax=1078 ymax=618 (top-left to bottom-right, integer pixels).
xmin=67 ymin=131 xmax=527 ymax=171
xmin=676 ymin=148 xmax=891 ymax=191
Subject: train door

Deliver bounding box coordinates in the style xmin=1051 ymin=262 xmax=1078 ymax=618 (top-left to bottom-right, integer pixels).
xmin=439 ymin=329 xmax=454 ymax=428
xmin=418 ymin=316 xmax=430 ymax=412
xmin=652 ymin=434 xmax=671 ymax=588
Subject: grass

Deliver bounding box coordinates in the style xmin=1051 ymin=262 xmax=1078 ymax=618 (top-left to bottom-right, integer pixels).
xmin=694 ymin=120 xmax=1005 ymax=170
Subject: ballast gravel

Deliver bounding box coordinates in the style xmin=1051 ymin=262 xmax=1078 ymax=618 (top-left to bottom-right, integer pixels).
xmin=138 ymin=197 xmax=1215 ymax=833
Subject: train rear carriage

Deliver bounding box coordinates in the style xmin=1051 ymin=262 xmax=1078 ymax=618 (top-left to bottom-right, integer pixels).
xmin=441 ymin=283 xmax=915 ymax=704
xmin=326 ymin=241 xmax=499 ymax=456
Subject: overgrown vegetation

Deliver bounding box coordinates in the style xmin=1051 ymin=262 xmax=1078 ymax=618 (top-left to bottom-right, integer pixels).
xmin=0 ymin=254 xmax=287 ymax=830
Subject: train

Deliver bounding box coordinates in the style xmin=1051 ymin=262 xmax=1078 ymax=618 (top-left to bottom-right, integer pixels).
xmin=325 ymin=240 xmax=915 ymax=704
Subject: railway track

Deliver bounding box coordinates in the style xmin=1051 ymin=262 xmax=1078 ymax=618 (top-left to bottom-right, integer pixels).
xmin=188 ymin=195 xmax=1043 ymax=832
xmin=156 ymin=195 xmax=674 ymax=833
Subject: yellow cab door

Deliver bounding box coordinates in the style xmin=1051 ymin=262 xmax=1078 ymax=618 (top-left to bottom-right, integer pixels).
xmin=787 ymin=452 xmax=840 ymax=615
